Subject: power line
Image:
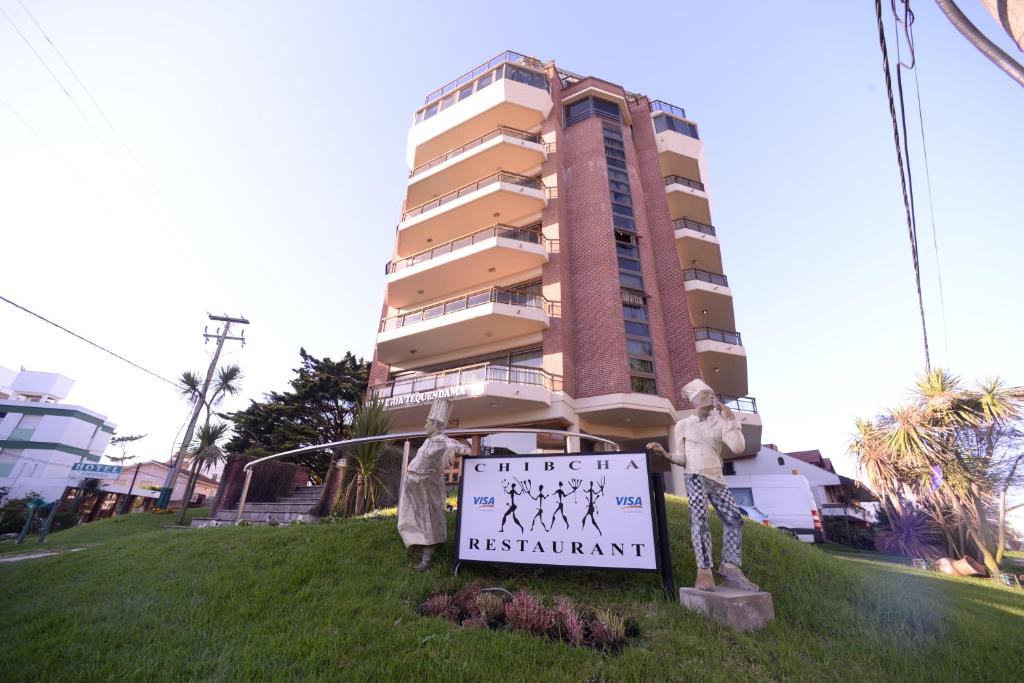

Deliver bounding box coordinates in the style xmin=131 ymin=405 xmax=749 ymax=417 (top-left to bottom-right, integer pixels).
xmin=0 ymin=294 xmax=179 ymax=388
xmin=0 ymin=4 xmax=185 ymax=245
xmin=14 ymin=0 xmax=191 ymax=241
xmin=875 ymin=0 xmax=932 ymax=371
xmin=0 ymin=94 xmax=113 ymax=211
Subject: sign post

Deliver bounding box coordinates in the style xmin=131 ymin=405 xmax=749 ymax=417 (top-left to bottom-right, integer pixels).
xmin=456 ymin=451 xmax=674 ymax=596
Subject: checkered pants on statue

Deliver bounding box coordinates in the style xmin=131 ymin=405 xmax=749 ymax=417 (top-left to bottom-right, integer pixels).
xmin=648 ymin=378 xmax=759 ymax=593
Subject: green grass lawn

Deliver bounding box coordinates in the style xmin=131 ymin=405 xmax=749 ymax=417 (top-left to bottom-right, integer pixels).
xmin=0 ymin=508 xmax=210 ymax=556
xmin=1 ymin=496 xmax=1022 ymax=682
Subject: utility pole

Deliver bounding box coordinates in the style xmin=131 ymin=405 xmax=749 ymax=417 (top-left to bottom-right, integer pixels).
xmin=155 ymin=313 xmax=248 ymax=510
xmin=120 ymin=462 xmax=142 ymax=514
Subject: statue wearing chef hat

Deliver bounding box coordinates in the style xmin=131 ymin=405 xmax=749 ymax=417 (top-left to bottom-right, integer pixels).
xmin=397 ymin=397 xmax=470 ymax=571
xmin=648 ymin=378 xmax=759 ymax=592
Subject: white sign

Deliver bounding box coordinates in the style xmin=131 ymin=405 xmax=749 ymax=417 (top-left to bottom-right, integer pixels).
xmin=71 ymin=462 xmax=123 ymax=478
xmin=382 ymin=385 xmax=469 ymax=409
xmin=456 ymin=452 xmax=658 ymax=571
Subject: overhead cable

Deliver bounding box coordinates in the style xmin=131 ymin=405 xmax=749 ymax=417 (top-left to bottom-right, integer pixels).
xmin=0 ymin=294 xmax=179 ymax=388
xmin=875 ymin=0 xmax=932 ymax=371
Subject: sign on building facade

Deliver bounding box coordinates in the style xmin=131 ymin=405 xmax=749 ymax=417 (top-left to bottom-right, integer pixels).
xmin=71 ymin=462 xmax=122 ymax=478
xmin=456 ymin=452 xmax=659 ymax=571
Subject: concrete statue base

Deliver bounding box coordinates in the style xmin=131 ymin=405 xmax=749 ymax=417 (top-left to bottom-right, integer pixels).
xmin=678 ymin=586 xmax=775 ymax=631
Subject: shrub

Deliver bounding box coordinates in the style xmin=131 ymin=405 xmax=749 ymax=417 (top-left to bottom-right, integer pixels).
xmin=589 ymin=610 xmax=626 ymax=652
xmin=420 ymin=593 xmax=458 ymax=623
xmin=453 ymin=583 xmax=482 ymax=619
xmin=504 ymin=592 xmax=554 ymax=635
xmin=474 ymin=592 xmax=506 ymax=627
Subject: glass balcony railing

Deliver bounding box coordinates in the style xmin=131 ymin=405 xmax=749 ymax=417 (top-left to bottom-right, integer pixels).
xmin=694 ymin=327 xmax=743 ymax=346
xmin=682 ymin=268 xmax=729 ymax=287
xmin=415 ymin=51 xmax=549 ymax=125
xmin=379 ymin=285 xmax=551 ymax=332
xmin=371 ymin=361 xmax=563 ymax=400
xmin=385 ymin=224 xmax=543 ymax=274
xmin=409 ymin=127 xmax=543 ymax=178
xmin=717 ymin=395 xmax=758 ymax=413
xmin=650 ymin=100 xmax=687 ymax=119
xmin=401 ymin=171 xmax=544 ymax=222
xmin=673 ymin=218 xmax=716 ymax=237
xmin=664 ymin=175 xmax=705 ymax=192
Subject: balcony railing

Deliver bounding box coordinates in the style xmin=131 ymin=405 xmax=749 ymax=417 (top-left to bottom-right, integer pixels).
xmin=694 ymin=327 xmax=743 ymax=346
xmin=409 ymin=127 xmax=542 ymax=178
xmin=673 ymin=217 xmax=716 ymax=237
xmin=379 ymin=285 xmax=551 ymax=332
xmin=401 ymin=171 xmax=543 ymax=222
xmin=664 ymin=175 xmax=705 ymax=192
xmin=415 ymin=51 xmax=548 ymax=124
xmin=371 ymin=362 xmax=563 ymax=400
xmin=651 ymin=100 xmax=687 ymax=119
xmin=682 ymin=268 xmax=729 ymax=287
xmin=717 ymin=395 xmax=758 ymax=413
xmin=385 ymin=224 xmax=543 ymax=275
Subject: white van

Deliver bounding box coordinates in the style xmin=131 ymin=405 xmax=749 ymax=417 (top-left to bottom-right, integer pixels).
xmin=724 ymin=474 xmax=822 ymax=543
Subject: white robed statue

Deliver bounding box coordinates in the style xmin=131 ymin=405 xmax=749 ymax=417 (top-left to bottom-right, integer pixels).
xmin=397 ymin=398 xmax=470 ymax=571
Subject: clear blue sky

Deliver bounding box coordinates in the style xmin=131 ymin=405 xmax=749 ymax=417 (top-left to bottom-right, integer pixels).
xmin=1 ymin=1 xmax=1020 ymax=476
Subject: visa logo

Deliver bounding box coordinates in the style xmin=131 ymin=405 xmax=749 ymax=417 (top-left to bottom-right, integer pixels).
xmin=473 ymin=496 xmax=495 ymax=506
xmin=616 ymin=496 xmax=643 ymax=507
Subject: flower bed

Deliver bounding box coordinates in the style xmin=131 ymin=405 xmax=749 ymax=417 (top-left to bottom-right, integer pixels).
xmin=417 ymin=584 xmax=640 ymax=653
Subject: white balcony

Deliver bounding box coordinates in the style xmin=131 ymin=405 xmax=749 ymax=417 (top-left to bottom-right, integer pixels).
xmin=371 ymin=362 xmax=559 ymax=426
xmin=406 ymin=127 xmax=546 ymax=208
xmin=408 ymin=53 xmax=552 ymax=169
xmin=694 ymin=328 xmax=748 ymax=398
xmin=674 ymin=218 xmax=722 ymax=274
xmin=376 ymin=287 xmax=552 ymax=365
xmin=665 ymin=175 xmax=712 ymax=225
xmin=718 ymin=396 xmax=761 ymax=458
xmin=682 ymin=269 xmax=735 ymax=331
xmin=397 ymin=172 xmax=546 ymax=257
xmin=385 ymin=224 xmax=548 ymax=309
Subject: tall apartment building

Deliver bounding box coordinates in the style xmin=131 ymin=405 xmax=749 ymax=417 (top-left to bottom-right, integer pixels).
xmin=369 ymin=51 xmax=760 ymax=493
xmin=0 ymin=367 xmax=115 ymax=501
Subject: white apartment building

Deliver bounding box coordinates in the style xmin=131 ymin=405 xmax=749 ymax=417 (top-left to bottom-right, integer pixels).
xmin=0 ymin=367 xmax=116 ymax=502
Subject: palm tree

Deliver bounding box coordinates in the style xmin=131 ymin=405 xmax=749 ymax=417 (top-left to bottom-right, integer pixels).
xmin=174 ymin=365 xmax=242 ymax=524
xmin=854 ymin=369 xmax=1024 ymax=574
xmin=338 ymin=399 xmax=394 ymax=517
xmin=175 ymin=422 xmax=230 ymax=523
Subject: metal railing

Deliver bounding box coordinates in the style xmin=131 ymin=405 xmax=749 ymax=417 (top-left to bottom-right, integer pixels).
xmin=682 ymin=268 xmax=729 ymax=287
xmin=410 ymin=127 xmax=542 ymax=178
xmin=371 ymin=362 xmax=563 ymax=400
xmin=651 ymin=100 xmax=687 ymax=119
xmin=416 ymin=51 xmax=547 ymax=122
xmin=385 ymin=224 xmax=543 ymax=275
xmin=694 ymin=327 xmax=743 ymax=346
xmin=379 ymin=285 xmax=551 ymax=332
xmin=234 ymin=427 xmax=620 ymax=522
xmin=664 ymin=175 xmax=705 ymax=192
xmin=401 ymin=171 xmax=544 ymax=222
xmin=673 ymin=217 xmax=716 ymax=236
xmin=717 ymin=395 xmax=758 ymax=413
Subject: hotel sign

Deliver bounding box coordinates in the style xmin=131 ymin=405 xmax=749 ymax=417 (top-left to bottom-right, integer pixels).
xmin=382 ymin=385 xmax=470 ymax=409
xmin=71 ymin=462 xmax=123 ymax=478
xmin=455 ymin=452 xmax=659 ymax=571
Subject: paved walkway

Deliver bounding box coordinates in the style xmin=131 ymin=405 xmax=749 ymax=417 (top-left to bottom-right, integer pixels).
xmin=0 ymin=547 xmax=85 ymax=564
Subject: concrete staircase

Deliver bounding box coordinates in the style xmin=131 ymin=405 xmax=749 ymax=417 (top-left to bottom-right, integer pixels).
xmin=191 ymin=485 xmax=326 ymax=527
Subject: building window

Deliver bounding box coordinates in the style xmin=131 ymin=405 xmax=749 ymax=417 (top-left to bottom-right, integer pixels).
xmin=653 ymin=113 xmax=699 ymax=139
xmin=626 ymin=339 xmax=653 ymax=356
xmin=777 ymin=456 xmax=785 ymax=466
xmin=722 ymin=462 xmax=736 ymax=476
xmin=630 ymin=376 xmax=657 ymax=394
xmin=564 ymin=95 xmax=623 ymax=126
